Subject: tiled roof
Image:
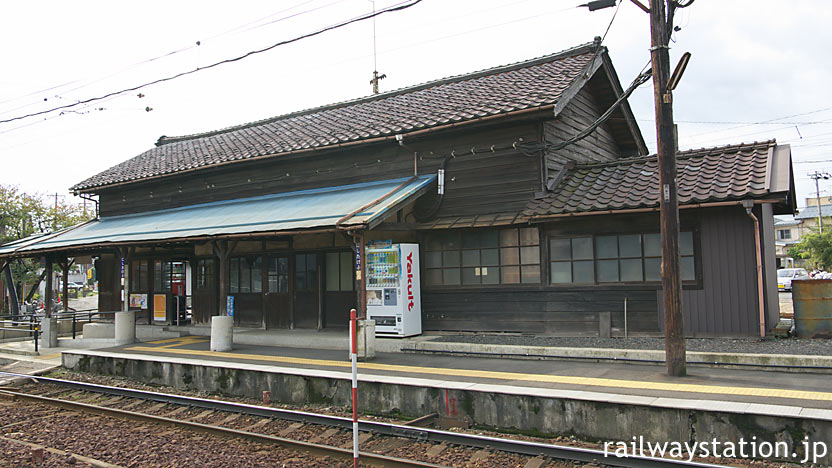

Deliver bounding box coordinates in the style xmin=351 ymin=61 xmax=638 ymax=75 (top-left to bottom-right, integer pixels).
xmin=794 ymin=205 xmax=832 ymax=220
xmin=774 ymin=215 xmax=799 ymax=226
xmin=525 ymin=140 xmax=778 ymax=217
xmin=72 ymin=42 xmax=601 ymax=192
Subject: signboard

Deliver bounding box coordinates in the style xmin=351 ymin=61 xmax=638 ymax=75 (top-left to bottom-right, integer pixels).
xmin=129 ymin=294 xmax=148 ymax=309
xmin=153 ymin=294 xmax=166 ymax=321
xmin=226 ymin=295 xmax=235 ymax=317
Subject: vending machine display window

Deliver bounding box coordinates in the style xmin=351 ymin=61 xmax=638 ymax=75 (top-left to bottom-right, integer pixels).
xmin=365 ymin=243 xmax=422 ymax=337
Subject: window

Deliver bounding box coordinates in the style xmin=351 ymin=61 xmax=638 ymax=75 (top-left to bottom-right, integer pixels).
xmin=295 ymin=254 xmax=318 ymax=291
xmin=425 ymin=227 xmax=540 ymax=286
xmin=267 ymin=257 xmax=289 ymax=293
xmin=196 ymin=259 xmax=214 ymax=290
xmin=229 ymin=256 xmax=263 ymax=293
xmin=153 ymin=260 xmax=170 ymax=292
xmin=550 ymin=232 xmax=696 ymax=284
xmin=129 ymin=260 xmax=149 ymax=291
xmin=325 ymin=252 xmax=354 ymax=292
xmin=777 ymin=229 xmax=792 ymax=240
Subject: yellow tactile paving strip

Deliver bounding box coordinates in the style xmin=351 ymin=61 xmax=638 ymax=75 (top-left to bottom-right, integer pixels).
xmin=125 ymin=343 xmax=832 ymax=403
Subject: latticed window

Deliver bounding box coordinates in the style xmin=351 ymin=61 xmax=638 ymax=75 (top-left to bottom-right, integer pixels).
xmin=424 ymin=227 xmax=540 ymax=286
xmin=550 ymin=232 xmax=695 ymax=284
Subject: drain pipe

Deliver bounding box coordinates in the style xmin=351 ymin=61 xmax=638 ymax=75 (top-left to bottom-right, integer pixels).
xmin=743 ymin=200 xmax=766 ymax=338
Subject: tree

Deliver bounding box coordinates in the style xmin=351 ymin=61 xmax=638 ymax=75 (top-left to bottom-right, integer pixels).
xmin=1 ymin=185 xmax=94 ymax=307
xmin=788 ymin=230 xmax=832 ymax=270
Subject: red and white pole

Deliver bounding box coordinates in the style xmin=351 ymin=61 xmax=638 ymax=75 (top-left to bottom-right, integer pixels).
xmin=350 ymin=308 xmax=359 ymax=468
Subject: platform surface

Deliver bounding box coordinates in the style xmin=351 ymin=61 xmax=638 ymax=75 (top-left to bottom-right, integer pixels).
xmin=79 ymin=335 xmax=832 ymax=415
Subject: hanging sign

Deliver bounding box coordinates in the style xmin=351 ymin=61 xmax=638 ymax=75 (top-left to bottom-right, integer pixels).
xmin=226 ymin=295 xmax=235 ymax=317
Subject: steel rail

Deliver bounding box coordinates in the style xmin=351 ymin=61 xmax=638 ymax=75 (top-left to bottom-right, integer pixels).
xmin=1 ymin=372 xmax=730 ymax=468
xmin=0 ymin=389 xmax=445 ymax=468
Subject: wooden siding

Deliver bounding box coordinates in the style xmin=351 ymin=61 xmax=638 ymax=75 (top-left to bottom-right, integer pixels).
xmin=657 ymin=206 xmax=760 ymax=336
xmin=423 ymin=288 xmax=657 ymax=335
xmin=97 ymin=122 xmax=540 ymax=219
xmin=95 ymin=254 xmax=121 ymax=313
xmin=542 ymin=86 xmax=622 ymax=186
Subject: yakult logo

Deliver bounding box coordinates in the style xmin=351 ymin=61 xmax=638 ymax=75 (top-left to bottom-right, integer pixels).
xmin=406 ymin=252 xmax=414 ymax=311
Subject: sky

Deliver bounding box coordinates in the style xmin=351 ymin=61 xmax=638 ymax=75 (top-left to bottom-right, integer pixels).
xmin=1 ymin=0 xmax=830 ymax=210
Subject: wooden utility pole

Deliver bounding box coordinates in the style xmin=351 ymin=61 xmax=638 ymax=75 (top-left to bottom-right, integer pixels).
xmin=650 ymin=0 xmax=685 ymax=376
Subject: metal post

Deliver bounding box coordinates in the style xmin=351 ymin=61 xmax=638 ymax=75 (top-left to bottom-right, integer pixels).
xmin=34 ymin=327 xmax=38 ymax=353
xmin=624 ymin=296 xmax=628 ymax=339
xmin=72 ymin=315 xmax=76 ymax=339
xmin=350 ymin=308 xmax=359 ymax=467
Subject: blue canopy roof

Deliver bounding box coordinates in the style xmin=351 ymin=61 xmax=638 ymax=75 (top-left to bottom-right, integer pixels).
xmin=0 ymin=175 xmax=435 ymax=257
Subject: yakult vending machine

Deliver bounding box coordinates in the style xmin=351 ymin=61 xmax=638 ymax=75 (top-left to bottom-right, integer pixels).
xmin=365 ymin=243 xmax=422 ymax=337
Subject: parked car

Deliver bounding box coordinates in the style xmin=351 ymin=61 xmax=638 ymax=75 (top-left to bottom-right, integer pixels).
xmin=777 ymin=268 xmax=809 ymax=291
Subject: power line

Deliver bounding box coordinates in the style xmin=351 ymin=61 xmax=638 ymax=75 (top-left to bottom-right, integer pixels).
xmin=0 ymin=0 xmax=349 ymax=117
xmin=0 ymin=0 xmax=423 ymax=126
xmin=684 ymin=106 xmax=832 ymax=139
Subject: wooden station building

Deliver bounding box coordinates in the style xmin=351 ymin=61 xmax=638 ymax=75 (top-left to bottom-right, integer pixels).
xmin=0 ymin=41 xmax=796 ymax=336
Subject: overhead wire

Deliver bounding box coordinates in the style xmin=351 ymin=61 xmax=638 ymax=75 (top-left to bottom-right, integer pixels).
xmin=0 ymin=0 xmax=330 ymax=111
xmin=0 ymin=0 xmax=423 ymax=126
xmin=0 ymin=0 xmax=354 ymax=119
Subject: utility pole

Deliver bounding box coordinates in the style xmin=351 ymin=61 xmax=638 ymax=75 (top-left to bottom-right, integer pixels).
xmin=650 ymin=0 xmax=685 ymax=377
xmin=368 ymin=0 xmax=386 ymax=94
xmin=809 ymin=171 xmax=830 ymax=233
xmin=586 ymin=0 xmax=691 ymax=376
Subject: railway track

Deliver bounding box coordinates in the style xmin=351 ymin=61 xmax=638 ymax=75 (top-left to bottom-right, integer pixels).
xmin=0 ymin=372 xmax=729 ymax=468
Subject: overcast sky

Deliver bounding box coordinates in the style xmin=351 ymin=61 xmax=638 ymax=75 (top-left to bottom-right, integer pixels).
xmin=1 ymin=0 xmax=830 ymax=210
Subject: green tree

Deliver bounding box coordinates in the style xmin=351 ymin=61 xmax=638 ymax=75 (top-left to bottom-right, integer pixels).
xmin=788 ymin=230 xmax=832 ymax=270
xmin=1 ymin=185 xmax=94 ymax=306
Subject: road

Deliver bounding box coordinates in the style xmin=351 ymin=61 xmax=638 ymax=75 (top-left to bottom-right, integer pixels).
xmin=779 ymin=291 xmax=793 ymax=318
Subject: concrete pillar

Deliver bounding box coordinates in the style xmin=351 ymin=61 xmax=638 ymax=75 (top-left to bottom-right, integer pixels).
xmin=40 ymin=317 xmax=58 ymax=349
xmin=599 ymin=311 xmax=611 ymax=338
xmin=357 ymin=319 xmax=376 ymax=360
xmin=210 ymin=315 xmax=233 ymax=352
xmin=114 ymin=310 xmax=136 ymax=345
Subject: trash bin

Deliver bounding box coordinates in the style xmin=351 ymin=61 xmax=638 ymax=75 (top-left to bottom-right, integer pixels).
xmin=792 ymin=279 xmax=832 ymax=338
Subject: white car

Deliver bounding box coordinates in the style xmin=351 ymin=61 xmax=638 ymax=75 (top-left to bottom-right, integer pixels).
xmin=777 ymin=268 xmax=809 ymax=292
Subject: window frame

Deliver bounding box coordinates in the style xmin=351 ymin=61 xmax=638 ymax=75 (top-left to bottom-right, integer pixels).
xmin=229 ymin=255 xmax=263 ymax=294
xmin=546 ymin=230 xmax=702 ymax=288
xmin=423 ymin=227 xmax=541 ymax=288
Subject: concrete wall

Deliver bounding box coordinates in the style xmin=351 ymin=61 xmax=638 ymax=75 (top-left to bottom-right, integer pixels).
xmin=63 ymin=352 xmax=832 ymax=464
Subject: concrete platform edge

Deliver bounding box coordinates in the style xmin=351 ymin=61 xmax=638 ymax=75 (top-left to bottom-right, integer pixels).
xmin=60 ymin=349 xmax=832 ymax=464
xmin=60 ymin=349 xmax=832 ymax=422
xmin=407 ymin=341 xmax=832 ymax=372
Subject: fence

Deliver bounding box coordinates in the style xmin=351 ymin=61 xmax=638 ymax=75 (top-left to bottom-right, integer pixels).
xmin=0 ymin=308 xmax=106 ymax=352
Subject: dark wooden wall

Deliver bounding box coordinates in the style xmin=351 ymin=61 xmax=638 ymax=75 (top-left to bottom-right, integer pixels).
xmin=657 ymin=206 xmax=760 ymax=336
xmin=542 ymin=86 xmax=623 ymax=186
xmin=97 ymin=121 xmax=540 ymax=219
xmin=95 ymin=254 xmax=121 ymax=312
xmin=423 ymin=288 xmax=657 ymax=335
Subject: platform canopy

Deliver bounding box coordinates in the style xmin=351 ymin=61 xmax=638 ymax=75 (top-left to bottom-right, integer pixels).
xmin=0 ymin=175 xmax=435 ymax=258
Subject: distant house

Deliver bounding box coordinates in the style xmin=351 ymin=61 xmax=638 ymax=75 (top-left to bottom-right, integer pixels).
xmin=0 ymin=41 xmax=796 ymax=337
xmin=794 ymin=203 xmax=832 ymax=234
xmin=774 ymin=215 xmax=801 ymax=268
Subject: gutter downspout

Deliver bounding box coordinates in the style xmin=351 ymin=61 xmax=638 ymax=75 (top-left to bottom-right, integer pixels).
xmin=744 ymin=200 xmax=766 ymax=338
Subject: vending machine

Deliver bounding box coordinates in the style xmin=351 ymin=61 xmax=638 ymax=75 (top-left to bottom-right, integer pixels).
xmin=365 ymin=243 xmax=422 ymax=337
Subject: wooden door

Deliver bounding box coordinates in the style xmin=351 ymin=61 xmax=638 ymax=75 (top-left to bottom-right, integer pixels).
xmin=229 ymin=256 xmax=264 ymax=327
xmin=192 ymin=258 xmax=217 ymax=324
xmin=264 ymin=256 xmax=291 ymax=328
xmin=324 ymin=251 xmax=355 ymax=329
xmin=293 ymin=253 xmax=319 ymax=329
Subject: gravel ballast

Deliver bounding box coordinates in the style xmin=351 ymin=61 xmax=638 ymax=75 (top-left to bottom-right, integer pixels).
xmin=430 ymin=335 xmax=832 ymax=356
